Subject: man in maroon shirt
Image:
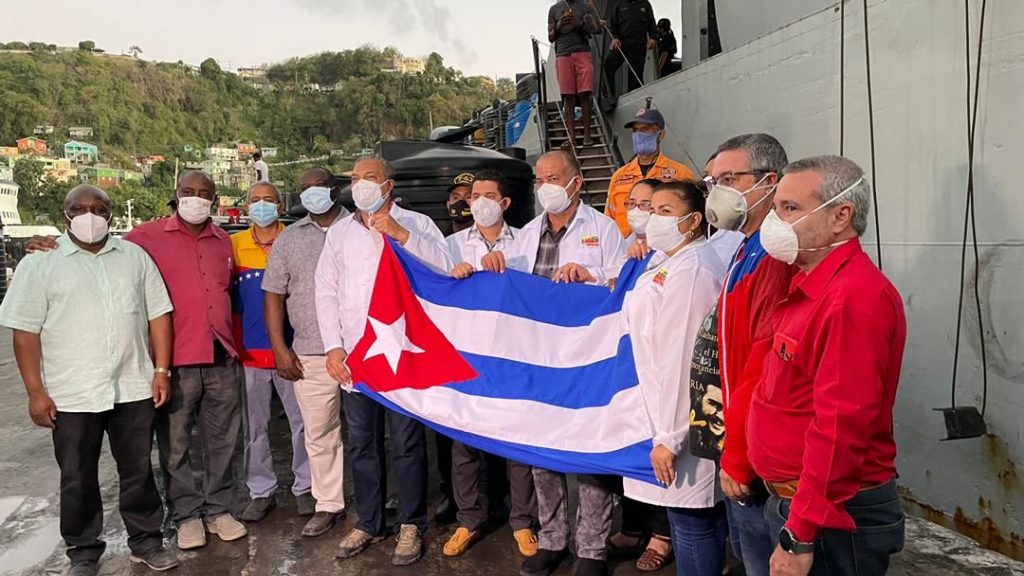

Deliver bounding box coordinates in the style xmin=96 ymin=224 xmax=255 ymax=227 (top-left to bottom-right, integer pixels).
xmin=749 ymin=156 xmax=906 ymax=576
xmin=125 ymin=171 xmax=249 ymax=550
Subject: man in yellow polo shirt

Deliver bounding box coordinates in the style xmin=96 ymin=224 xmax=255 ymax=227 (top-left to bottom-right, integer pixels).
xmin=605 ymin=108 xmax=694 ymax=237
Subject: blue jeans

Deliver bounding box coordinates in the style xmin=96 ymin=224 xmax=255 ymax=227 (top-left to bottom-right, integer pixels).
xmin=666 ymin=502 xmax=727 ymax=576
xmin=726 ymin=499 xmax=773 ymax=576
xmin=764 ymin=480 xmax=905 ymax=576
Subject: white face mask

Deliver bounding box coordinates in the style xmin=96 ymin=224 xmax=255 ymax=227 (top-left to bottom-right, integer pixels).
xmin=352 ymin=179 xmax=388 ymax=213
xmin=627 ymin=208 xmax=651 ymax=235
xmin=760 ymin=178 xmax=863 ymax=264
xmin=177 ymin=196 xmax=213 ymax=225
xmin=471 ymin=196 xmax=504 ymax=228
xmin=536 ymin=177 xmax=578 ymax=214
xmin=705 ymin=174 xmax=774 ymax=231
xmin=67 ymin=212 xmax=110 ymax=244
xmin=646 ymin=212 xmax=695 ymax=253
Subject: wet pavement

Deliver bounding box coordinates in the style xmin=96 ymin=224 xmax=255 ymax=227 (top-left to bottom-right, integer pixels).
xmin=1 ymin=328 xmax=1023 ymax=576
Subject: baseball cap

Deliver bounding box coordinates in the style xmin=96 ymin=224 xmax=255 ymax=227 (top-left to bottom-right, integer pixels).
xmin=446 ymin=172 xmax=475 ymax=194
xmin=625 ymin=108 xmax=666 ymax=130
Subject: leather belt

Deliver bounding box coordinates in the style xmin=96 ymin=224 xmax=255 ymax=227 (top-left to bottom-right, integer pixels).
xmin=764 ymin=479 xmax=892 ymax=500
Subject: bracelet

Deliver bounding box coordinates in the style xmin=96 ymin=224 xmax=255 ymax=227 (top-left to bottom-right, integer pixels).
xmin=154 ymin=367 xmax=172 ymax=377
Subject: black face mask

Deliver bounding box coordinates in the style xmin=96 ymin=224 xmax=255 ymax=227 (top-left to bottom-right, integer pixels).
xmin=448 ymin=200 xmax=472 ymax=223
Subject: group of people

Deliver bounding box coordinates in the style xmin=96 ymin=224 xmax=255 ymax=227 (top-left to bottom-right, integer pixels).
xmin=0 ymin=103 xmax=907 ymax=576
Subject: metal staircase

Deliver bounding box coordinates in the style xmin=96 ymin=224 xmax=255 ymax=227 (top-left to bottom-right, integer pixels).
xmin=541 ymin=101 xmax=620 ymax=212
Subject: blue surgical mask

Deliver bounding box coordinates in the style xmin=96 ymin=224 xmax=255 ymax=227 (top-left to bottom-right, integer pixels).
xmin=249 ymin=200 xmax=279 ymax=227
xmin=632 ymin=131 xmax=660 ymax=157
xmin=300 ymin=186 xmax=334 ymax=215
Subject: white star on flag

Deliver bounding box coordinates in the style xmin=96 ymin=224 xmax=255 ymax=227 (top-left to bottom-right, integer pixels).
xmin=364 ymin=314 xmax=424 ymax=374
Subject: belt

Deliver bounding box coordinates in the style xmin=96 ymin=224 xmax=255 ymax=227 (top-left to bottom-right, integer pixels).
xmin=765 ymin=479 xmax=892 ymax=500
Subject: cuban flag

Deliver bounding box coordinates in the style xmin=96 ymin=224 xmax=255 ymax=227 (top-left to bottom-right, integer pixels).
xmin=346 ymin=239 xmax=658 ymax=485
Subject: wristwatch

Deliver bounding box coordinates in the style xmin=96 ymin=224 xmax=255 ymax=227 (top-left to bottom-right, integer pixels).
xmin=779 ymin=527 xmax=815 ymax=555
xmin=154 ymin=367 xmax=172 ymax=378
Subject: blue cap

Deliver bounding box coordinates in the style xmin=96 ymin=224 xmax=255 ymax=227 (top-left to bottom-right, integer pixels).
xmin=625 ymin=108 xmax=665 ymax=130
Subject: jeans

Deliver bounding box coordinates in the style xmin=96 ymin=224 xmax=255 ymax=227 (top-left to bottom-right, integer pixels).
xmin=666 ymin=502 xmax=727 ymax=576
xmin=765 ymin=480 xmax=905 ymax=576
xmin=343 ymin=391 xmax=428 ymax=534
xmin=53 ymin=400 xmax=164 ymax=563
xmin=726 ymin=499 xmax=773 ymax=576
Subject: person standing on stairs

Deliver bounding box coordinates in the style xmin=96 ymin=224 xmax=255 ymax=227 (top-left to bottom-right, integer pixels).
xmin=548 ymin=0 xmax=602 ymax=148
xmin=605 ymin=108 xmax=694 ymax=238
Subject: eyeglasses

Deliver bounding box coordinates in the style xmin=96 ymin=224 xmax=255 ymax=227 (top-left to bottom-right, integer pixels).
xmin=624 ymin=200 xmax=652 ymax=210
xmin=705 ymin=170 xmax=769 ymax=189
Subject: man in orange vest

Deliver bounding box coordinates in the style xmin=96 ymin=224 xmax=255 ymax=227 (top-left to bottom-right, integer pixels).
xmin=605 ymin=108 xmax=693 ymax=237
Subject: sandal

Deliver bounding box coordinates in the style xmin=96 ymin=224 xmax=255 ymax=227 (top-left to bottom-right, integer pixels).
xmin=607 ymin=531 xmax=649 ymax=557
xmin=636 ymin=535 xmax=674 ymax=572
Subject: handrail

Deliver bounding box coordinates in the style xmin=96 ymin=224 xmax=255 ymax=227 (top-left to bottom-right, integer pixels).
xmin=531 ymin=37 xmax=551 ymax=153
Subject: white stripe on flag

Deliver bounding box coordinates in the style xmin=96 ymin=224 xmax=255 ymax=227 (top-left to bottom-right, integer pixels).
xmin=380 ymin=385 xmax=654 ymax=453
xmin=419 ymin=299 xmax=627 ymax=369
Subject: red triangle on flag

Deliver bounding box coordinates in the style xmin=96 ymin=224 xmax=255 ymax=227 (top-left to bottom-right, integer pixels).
xmin=347 ymin=240 xmax=478 ymax=392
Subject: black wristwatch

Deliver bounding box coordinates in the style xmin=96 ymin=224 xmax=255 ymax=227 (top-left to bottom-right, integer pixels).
xmin=779 ymin=527 xmax=815 ymax=555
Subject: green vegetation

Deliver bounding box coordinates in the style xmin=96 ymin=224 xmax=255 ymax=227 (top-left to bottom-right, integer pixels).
xmin=0 ymin=45 xmax=514 ymax=224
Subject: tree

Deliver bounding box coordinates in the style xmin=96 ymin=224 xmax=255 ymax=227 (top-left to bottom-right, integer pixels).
xmin=78 ymin=40 xmax=96 ymax=51
xmin=8 ymin=42 xmax=29 ymax=51
xmin=29 ymin=42 xmax=48 ymax=52
xmin=0 ymin=43 xmax=7 ymax=50
xmin=200 ymin=57 xmax=222 ymax=79
xmin=129 ymin=45 xmax=143 ymax=58
xmin=13 ymin=159 xmax=69 ymax=224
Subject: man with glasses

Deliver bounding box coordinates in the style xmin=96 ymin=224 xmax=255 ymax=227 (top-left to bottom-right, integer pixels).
xmin=605 ymin=108 xmax=693 ymax=238
xmin=703 ymin=134 xmax=796 ymax=576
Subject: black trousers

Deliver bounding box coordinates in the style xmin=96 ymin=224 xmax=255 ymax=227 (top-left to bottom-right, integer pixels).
xmin=604 ymin=42 xmax=648 ymax=94
xmin=452 ymin=441 xmax=535 ymax=531
xmin=53 ymin=399 xmax=164 ymax=563
xmin=605 ymin=476 xmax=670 ymax=536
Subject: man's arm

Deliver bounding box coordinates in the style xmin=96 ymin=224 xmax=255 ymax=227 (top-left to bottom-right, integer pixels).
xmin=402 ymin=218 xmax=455 ymax=273
xmin=148 ymin=313 xmax=172 ymax=408
xmin=12 ymin=330 xmax=56 ymax=429
xmin=264 ymin=291 xmax=304 ymax=381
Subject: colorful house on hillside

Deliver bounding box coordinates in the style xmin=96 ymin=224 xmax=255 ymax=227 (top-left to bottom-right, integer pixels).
xmin=63 ymin=141 xmax=99 ymax=164
xmin=0 ymin=180 xmax=22 ymax=225
xmin=68 ymin=126 xmax=94 ymax=138
xmin=41 ymin=158 xmax=77 ymax=182
xmin=80 ymin=166 xmax=121 ymax=189
xmin=236 ymin=142 xmax=257 ymax=157
xmin=0 ymin=165 xmax=12 ymax=181
xmin=205 ymin=146 xmax=237 ymax=161
xmin=0 ymin=147 xmax=18 ymax=158
xmin=16 ymin=137 xmax=47 ymax=156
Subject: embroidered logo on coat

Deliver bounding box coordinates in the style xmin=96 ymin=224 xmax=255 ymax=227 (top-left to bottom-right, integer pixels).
xmin=653 ymin=268 xmax=669 ymax=286
xmin=581 ymin=236 xmax=600 ymax=247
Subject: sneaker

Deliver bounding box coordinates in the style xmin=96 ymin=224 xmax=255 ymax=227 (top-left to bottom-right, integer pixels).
xmin=67 ymin=561 xmax=99 ymax=576
xmin=302 ymin=511 xmax=342 ymax=538
xmin=513 ymin=528 xmax=540 ymax=557
xmin=392 ymin=524 xmax=425 ymax=566
xmin=205 ymin=513 xmax=248 ymax=542
xmin=176 ymin=518 xmax=207 ymax=550
xmin=295 ymin=493 xmax=317 ymax=517
xmin=442 ymin=526 xmax=480 ymax=557
xmin=335 ymin=528 xmax=384 ymax=559
xmin=239 ymin=496 xmax=276 ymax=523
xmin=573 ymin=558 xmax=610 ymax=576
xmin=129 ymin=548 xmax=180 ymax=571
xmin=520 ymin=548 xmax=573 ymax=576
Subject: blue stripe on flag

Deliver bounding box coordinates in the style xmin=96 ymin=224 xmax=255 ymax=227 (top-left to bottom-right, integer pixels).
xmin=390 ymin=239 xmax=652 ymax=328
xmin=357 ymin=384 xmax=658 ymax=485
xmin=449 ymin=336 xmax=637 ymax=409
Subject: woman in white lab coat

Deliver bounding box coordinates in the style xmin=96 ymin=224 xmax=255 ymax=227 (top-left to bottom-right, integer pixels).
xmin=621 ymin=180 xmax=728 ymax=576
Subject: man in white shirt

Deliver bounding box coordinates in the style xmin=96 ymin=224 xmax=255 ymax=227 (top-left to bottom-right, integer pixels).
xmin=253 ymin=151 xmax=269 ymax=182
xmin=482 ymin=150 xmax=627 ymax=576
xmin=442 ymin=169 xmax=540 ymax=559
xmin=315 ymin=156 xmax=451 ymax=567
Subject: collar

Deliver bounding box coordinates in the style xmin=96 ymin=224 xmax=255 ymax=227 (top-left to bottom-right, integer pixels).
xmin=542 ymin=203 xmax=582 ymax=235
xmin=297 ymin=208 xmax=349 ymax=230
xmin=163 ymin=214 xmax=221 ymax=239
xmin=59 ymin=233 xmax=119 ymax=257
xmin=791 ymin=237 xmax=863 ymax=300
xmin=468 ymin=222 xmax=514 ymax=244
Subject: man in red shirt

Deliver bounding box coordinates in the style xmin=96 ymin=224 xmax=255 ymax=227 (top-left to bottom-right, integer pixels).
xmin=704 ymin=134 xmax=794 ymax=576
xmin=749 ymin=155 xmax=906 ymax=576
xmin=125 ymin=171 xmax=249 ymax=550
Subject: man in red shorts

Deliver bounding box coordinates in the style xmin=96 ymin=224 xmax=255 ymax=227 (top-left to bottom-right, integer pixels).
xmin=548 ymin=0 xmax=601 ymax=148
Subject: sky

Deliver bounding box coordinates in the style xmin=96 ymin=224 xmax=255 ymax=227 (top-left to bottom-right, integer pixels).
xmin=4 ymin=0 xmax=681 ymax=79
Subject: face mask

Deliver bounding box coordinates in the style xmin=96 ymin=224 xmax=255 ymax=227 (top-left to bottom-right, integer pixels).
xmin=646 ymin=212 xmax=695 ymax=253
xmin=249 ymin=200 xmax=279 ymax=227
xmin=352 ymin=179 xmax=388 ymax=213
xmin=705 ymin=174 xmax=774 ymax=231
xmin=448 ymin=200 xmax=472 ymax=224
xmin=760 ymin=178 xmax=863 ymax=264
xmin=67 ymin=212 xmax=110 ymax=244
xmin=627 ymin=208 xmax=651 ymax=235
xmin=537 ymin=177 xmax=577 ymax=214
xmin=471 ymin=196 xmax=503 ymax=228
xmin=177 ymin=196 xmax=213 ymax=225
xmin=300 ymin=186 xmax=334 ymax=215
xmin=632 ymin=131 xmax=660 ymax=157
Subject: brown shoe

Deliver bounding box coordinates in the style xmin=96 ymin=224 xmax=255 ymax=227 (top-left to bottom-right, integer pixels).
xmin=392 ymin=524 xmax=425 ymax=566
xmin=336 ymin=528 xmax=384 ymax=559
xmin=205 ymin=513 xmax=248 ymax=542
xmin=636 ymin=535 xmax=674 ymax=572
xmin=442 ymin=526 xmax=480 ymax=557
xmin=513 ymin=528 xmax=540 ymax=557
xmin=176 ymin=517 xmax=207 ymax=550
xmin=302 ymin=511 xmax=341 ymax=538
